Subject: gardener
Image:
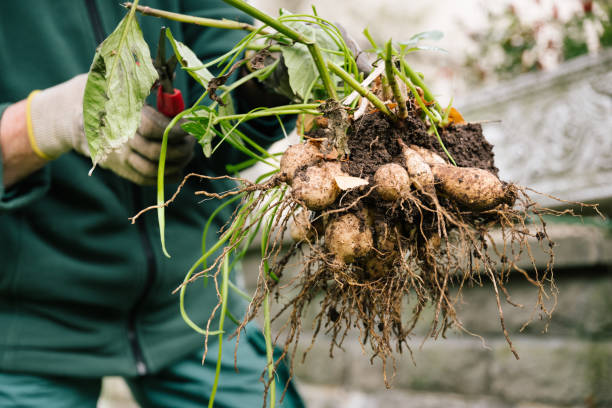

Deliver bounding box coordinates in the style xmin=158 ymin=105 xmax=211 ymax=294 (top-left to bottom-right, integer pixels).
xmin=0 ymin=1 xmax=302 ymax=407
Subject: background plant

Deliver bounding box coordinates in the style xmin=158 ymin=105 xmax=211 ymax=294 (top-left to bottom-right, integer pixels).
xmin=462 ymin=0 xmax=612 ymax=83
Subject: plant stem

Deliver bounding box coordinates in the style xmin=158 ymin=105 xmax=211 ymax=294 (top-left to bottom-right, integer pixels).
xmin=260 ymin=188 xmax=286 ymax=282
xmin=431 ymin=125 xmax=457 ymax=166
xmin=208 ymin=255 xmax=230 ymax=408
xmin=392 ymin=66 xmax=436 ymax=122
xmin=221 ymin=0 xmax=305 ymax=41
xmin=327 ymin=61 xmax=395 ymax=119
xmin=157 ymin=108 xmax=191 ymax=258
xmin=123 ymin=2 xmax=265 ymax=33
xmin=307 ymin=43 xmax=338 ymax=99
xmin=264 ymin=292 xmax=276 ymax=408
xmin=220 ymin=0 xmax=337 ymax=98
xmin=393 ymin=66 xmax=457 ymax=166
xmin=228 ymin=280 xmax=252 ymax=302
xmin=400 ymin=59 xmax=442 ymax=113
xmin=384 ymin=40 xmax=408 ymax=120
xmin=246 ymin=44 xmax=282 ymax=52
xmin=180 ymin=226 xmax=234 ymax=335
xmin=215 ymin=109 xmax=319 ymax=123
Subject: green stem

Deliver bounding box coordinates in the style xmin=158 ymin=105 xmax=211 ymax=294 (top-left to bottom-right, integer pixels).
xmin=263 ymin=292 xmax=276 ymax=408
xmin=307 ymin=43 xmax=338 ymax=99
xmin=221 ymin=0 xmax=306 ymax=41
xmin=208 ymin=255 xmax=230 ymax=408
xmin=220 ymin=0 xmax=337 ymax=98
xmin=260 ymin=188 xmax=286 ymax=282
xmin=362 ymin=28 xmax=378 ymax=49
xmin=215 ymin=109 xmax=319 ymax=123
xmin=392 ymin=65 xmax=436 ymax=123
xmin=180 ymin=227 xmax=234 ymax=335
xmin=124 ymin=2 xmax=265 ymax=33
xmin=210 ymin=127 xmax=277 ymax=168
xmin=225 ymin=309 xmax=241 ymax=325
xmin=246 ymin=44 xmax=282 ymax=52
xmin=201 ymin=193 xmax=245 ymax=266
xmin=327 ymin=61 xmax=394 ymax=119
xmin=156 ymin=109 xmax=192 ymax=258
xmin=400 ymin=59 xmax=442 ymax=114
xmin=384 ymin=40 xmax=408 ymax=120
xmin=228 ymin=280 xmax=252 ymax=302
xmin=393 ymin=65 xmax=457 ymax=166
xmin=431 ymin=125 xmax=456 ymax=166
xmin=442 ymin=97 xmax=454 ymax=125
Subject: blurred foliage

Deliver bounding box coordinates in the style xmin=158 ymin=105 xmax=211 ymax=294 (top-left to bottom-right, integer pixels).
xmin=463 ymin=0 xmax=612 ymax=83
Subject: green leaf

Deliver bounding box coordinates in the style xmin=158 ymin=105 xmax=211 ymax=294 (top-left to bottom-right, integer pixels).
xmin=399 ymin=45 xmax=448 ymax=55
xmin=280 ymin=20 xmax=344 ymax=100
xmin=404 ymin=30 xmax=444 ymax=44
xmin=183 ymin=110 xmax=217 ymax=157
xmin=83 ymin=11 xmax=158 ymax=166
xmin=165 ymin=29 xmax=213 ymax=87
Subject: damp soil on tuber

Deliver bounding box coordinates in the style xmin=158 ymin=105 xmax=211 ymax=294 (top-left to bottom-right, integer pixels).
xmin=342 ymin=110 xmax=497 ymax=180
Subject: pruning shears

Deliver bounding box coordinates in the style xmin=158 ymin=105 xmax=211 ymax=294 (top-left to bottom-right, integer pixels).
xmin=153 ymin=27 xmax=184 ymax=117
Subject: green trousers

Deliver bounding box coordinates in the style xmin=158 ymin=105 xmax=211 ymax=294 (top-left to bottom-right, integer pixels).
xmin=0 ymin=328 xmax=303 ymax=408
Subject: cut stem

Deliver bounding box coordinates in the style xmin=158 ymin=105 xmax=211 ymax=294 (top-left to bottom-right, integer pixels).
xmin=384 ymin=40 xmax=408 ymax=120
xmin=328 ymin=61 xmax=395 ymax=119
xmin=123 ymin=2 xmax=265 ymax=33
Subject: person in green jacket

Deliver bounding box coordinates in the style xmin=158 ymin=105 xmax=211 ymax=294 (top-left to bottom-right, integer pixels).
xmin=0 ymin=1 xmax=303 ymax=407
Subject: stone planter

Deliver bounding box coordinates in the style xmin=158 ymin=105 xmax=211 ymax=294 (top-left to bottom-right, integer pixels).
xmin=458 ymin=49 xmax=612 ymax=215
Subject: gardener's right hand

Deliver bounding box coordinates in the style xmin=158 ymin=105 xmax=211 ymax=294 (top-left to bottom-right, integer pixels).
xmin=28 ymin=74 xmax=194 ymax=185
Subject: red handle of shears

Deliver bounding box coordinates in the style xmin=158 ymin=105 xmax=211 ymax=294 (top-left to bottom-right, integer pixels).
xmin=156 ymin=86 xmax=185 ymax=117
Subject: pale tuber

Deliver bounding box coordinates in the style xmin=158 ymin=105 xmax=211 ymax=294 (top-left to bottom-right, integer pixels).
xmin=280 ymin=142 xmax=321 ymax=183
xmin=373 ymin=163 xmax=410 ymax=201
xmin=325 ymin=212 xmax=373 ymax=264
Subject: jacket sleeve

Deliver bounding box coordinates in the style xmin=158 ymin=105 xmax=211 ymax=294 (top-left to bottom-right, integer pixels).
xmin=0 ymin=102 xmax=51 ymax=212
xmin=179 ymin=0 xmax=295 ymax=175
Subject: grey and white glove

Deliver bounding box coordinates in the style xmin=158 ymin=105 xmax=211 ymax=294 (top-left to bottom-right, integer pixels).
xmin=28 ymin=74 xmax=194 ymax=185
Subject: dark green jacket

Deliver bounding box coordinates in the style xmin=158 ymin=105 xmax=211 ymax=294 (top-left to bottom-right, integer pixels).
xmin=0 ymin=1 xmax=281 ymax=377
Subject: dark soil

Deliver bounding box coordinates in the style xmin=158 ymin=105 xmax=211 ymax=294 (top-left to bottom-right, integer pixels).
xmin=343 ymin=111 xmax=497 ymax=179
xmin=437 ymin=123 xmax=498 ymax=175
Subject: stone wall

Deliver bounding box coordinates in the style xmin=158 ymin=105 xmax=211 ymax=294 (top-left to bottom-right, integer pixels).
xmin=237 ymin=223 xmax=612 ymax=408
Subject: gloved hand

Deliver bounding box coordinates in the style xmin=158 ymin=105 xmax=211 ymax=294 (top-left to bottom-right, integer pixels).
xmin=28 ymin=74 xmax=195 ymax=185
xmin=336 ymin=23 xmax=373 ymax=74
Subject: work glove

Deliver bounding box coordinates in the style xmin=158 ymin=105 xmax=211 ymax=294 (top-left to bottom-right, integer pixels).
xmin=28 ymin=74 xmax=195 ymax=185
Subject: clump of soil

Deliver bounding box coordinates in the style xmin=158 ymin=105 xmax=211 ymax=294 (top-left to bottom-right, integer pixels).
xmin=344 ymin=111 xmax=497 ymax=179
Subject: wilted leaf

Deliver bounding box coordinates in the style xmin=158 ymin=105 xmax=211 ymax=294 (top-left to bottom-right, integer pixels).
xmin=83 ymin=12 xmax=158 ymax=165
xmin=165 ymin=29 xmax=213 ymax=87
xmin=447 ymin=107 xmax=466 ymax=125
xmin=334 ymin=175 xmax=369 ymax=190
xmin=280 ymin=20 xmax=344 ymax=100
